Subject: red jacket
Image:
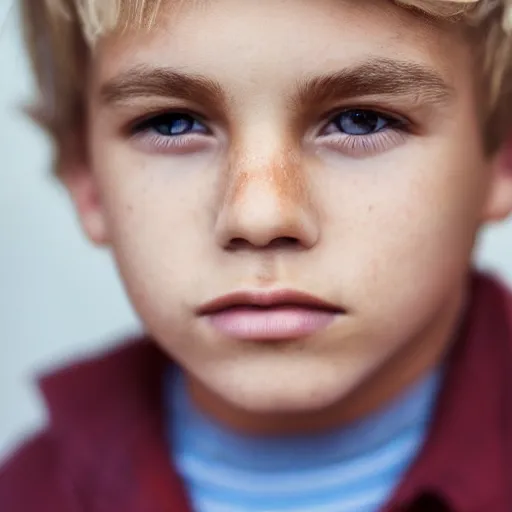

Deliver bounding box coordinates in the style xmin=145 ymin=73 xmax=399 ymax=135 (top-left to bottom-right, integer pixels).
xmin=1 ymin=272 xmax=512 ymax=512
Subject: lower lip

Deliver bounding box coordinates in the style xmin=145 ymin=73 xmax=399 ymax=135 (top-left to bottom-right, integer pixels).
xmin=205 ymin=306 xmax=338 ymax=341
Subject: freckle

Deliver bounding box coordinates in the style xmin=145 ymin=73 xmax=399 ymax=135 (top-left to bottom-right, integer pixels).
xmin=224 ymin=147 xmax=250 ymax=204
xmin=234 ymin=169 xmax=250 ymax=202
xmin=271 ymin=149 xmax=308 ymax=207
xmin=226 ymin=146 xmax=308 ymax=207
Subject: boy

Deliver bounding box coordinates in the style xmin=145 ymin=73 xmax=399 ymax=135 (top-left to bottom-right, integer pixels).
xmin=2 ymin=0 xmax=512 ymax=510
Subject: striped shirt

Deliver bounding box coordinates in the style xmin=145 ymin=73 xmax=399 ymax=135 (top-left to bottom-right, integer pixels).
xmin=168 ymin=370 xmax=441 ymax=512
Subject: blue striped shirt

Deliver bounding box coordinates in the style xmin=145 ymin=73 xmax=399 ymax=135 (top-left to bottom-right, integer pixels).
xmin=168 ymin=370 xmax=441 ymax=512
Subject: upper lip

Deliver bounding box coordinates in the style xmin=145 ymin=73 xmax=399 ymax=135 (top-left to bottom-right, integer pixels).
xmin=197 ymin=290 xmax=344 ymax=315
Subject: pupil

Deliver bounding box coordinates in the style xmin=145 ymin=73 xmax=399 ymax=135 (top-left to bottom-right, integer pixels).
xmin=353 ymin=111 xmax=377 ymax=128
xmin=156 ymin=115 xmax=193 ymax=136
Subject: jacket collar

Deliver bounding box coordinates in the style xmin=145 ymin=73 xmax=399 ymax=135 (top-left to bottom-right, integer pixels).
xmin=386 ymin=273 xmax=512 ymax=511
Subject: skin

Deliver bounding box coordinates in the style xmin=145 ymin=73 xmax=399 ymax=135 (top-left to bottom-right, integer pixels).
xmin=64 ymin=0 xmax=512 ymax=435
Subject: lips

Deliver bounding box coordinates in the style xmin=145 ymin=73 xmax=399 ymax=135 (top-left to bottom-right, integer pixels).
xmin=197 ymin=290 xmax=343 ymax=341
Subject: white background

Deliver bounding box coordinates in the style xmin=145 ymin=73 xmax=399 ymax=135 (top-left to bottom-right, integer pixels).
xmin=1 ymin=1 xmax=511 ymax=461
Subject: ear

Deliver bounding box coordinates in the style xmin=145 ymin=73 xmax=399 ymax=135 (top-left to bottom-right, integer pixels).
xmin=482 ymin=140 xmax=512 ymax=223
xmin=59 ymin=135 xmax=110 ymax=246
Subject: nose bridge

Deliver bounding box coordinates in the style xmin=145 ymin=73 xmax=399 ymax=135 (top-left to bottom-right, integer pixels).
xmin=215 ymin=141 xmax=319 ymax=249
xmin=228 ymin=146 xmax=306 ymax=209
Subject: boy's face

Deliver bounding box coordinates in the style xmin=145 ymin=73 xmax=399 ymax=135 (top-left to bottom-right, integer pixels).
xmin=70 ymin=0 xmax=512 ymax=425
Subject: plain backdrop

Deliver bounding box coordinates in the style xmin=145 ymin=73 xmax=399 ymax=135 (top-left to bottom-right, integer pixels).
xmin=1 ymin=1 xmax=512 ymax=461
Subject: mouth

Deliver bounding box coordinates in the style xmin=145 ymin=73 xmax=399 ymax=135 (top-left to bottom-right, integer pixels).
xmin=197 ymin=290 xmax=344 ymax=341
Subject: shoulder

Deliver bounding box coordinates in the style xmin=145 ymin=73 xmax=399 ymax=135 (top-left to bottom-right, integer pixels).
xmin=0 ymin=431 xmax=77 ymax=511
xmin=0 ymin=336 xmax=167 ymax=511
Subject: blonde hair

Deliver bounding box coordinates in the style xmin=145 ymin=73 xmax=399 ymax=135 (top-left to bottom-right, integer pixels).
xmin=20 ymin=0 xmax=512 ymax=174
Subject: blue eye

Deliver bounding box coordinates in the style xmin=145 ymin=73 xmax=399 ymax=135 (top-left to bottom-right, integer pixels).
xmin=331 ymin=110 xmax=393 ymax=136
xmin=136 ymin=113 xmax=208 ymax=136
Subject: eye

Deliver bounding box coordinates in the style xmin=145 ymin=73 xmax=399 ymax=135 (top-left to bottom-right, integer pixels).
xmin=134 ymin=112 xmax=209 ymax=137
xmin=317 ymin=108 xmax=408 ymax=157
xmin=327 ymin=109 xmax=395 ymax=136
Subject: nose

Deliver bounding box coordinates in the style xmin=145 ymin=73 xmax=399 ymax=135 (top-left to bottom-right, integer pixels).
xmin=214 ymin=150 xmax=320 ymax=251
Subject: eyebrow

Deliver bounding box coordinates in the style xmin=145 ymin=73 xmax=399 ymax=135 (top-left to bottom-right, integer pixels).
xmin=99 ymin=65 xmax=226 ymax=108
xmin=99 ymin=58 xmax=454 ymax=112
xmin=294 ymin=58 xmax=454 ymax=108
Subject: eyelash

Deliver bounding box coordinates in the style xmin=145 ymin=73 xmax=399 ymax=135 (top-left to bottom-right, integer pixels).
xmin=318 ymin=109 xmax=409 ymax=156
xmin=130 ymin=111 xmax=211 ymax=152
xmin=129 ymin=108 xmax=409 ymax=155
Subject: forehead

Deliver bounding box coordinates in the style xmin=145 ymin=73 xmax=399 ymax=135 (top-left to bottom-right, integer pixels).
xmin=91 ymin=0 xmax=471 ymax=93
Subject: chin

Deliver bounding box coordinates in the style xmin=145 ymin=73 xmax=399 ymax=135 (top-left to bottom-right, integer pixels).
xmin=226 ymin=387 xmax=348 ymax=415
xmin=206 ymin=358 xmax=366 ymax=415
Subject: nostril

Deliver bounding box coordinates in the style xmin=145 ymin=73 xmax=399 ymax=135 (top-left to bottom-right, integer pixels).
xmin=227 ymin=236 xmax=300 ymax=251
xmin=227 ymin=238 xmax=252 ymax=251
xmin=267 ymin=237 xmax=300 ymax=249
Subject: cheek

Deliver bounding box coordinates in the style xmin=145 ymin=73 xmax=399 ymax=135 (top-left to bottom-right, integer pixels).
xmin=320 ymin=131 xmax=488 ymax=330
xmin=91 ymin=148 xmax=216 ymax=323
